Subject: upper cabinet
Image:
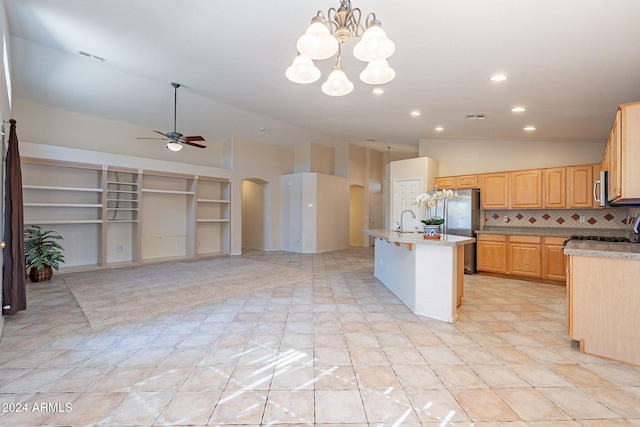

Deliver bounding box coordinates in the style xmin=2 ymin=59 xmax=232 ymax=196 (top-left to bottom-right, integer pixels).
xmin=434 ymin=175 xmax=478 ymax=190
xmin=566 ymin=165 xmax=594 ymax=208
xmin=510 ymin=169 xmax=542 ymax=208
xmin=543 ymin=167 xmax=566 ymax=208
xmin=602 ymin=102 xmax=640 ymax=205
xmin=481 ymin=172 xmax=509 ymax=209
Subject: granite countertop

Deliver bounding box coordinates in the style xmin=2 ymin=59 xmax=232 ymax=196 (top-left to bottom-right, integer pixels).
xmin=362 ymin=229 xmax=475 ymax=247
xmin=564 ymin=240 xmax=640 ymax=260
xmin=477 ymin=226 xmax=635 ymax=239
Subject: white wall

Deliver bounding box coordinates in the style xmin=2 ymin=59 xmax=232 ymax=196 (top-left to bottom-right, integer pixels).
xmin=388 ymin=156 xmax=439 ymax=230
xmin=316 ymin=173 xmax=349 ymax=252
xmin=230 ymin=135 xmax=294 ymax=254
xmin=281 ymin=172 xmax=349 ymax=253
xmin=419 ymin=138 xmax=606 ymax=176
xmin=242 ymin=179 xmax=268 ymax=250
xmin=15 ymin=100 xmax=227 ymax=168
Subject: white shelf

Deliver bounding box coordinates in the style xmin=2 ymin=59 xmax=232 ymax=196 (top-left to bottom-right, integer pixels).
xmin=24 ymin=203 xmax=103 ymax=208
xmin=106 ymin=219 xmax=139 ymax=223
xmin=107 ymin=189 xmax=138 ymax=194
xmin=107 ymin=208 xmax=138 ymax=211
xmin=142 ymin=189 xmax=195 ymax=195
xmin=23 ymin=184 xmax=102 ymax=192
xmin=197 ymin=199 xmax=230 ymax=203
xmin=197 ymin=219 xmax=230 ymax=223
xmin=107 ymin=181 xmax=138 ymax=186
xmin=24 ymin=219 xmax=103 ymax=225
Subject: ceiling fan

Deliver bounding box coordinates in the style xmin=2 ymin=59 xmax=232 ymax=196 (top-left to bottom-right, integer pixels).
xmin=137 ymin=82 xmax=206 ymax=151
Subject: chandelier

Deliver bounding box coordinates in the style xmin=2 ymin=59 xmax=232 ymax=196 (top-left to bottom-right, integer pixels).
xmin=286 ymin=0 xmax=396 ymax=96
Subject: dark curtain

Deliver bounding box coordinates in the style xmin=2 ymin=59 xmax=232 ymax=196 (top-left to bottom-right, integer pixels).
xmin=2 ymin=119 xmax=26 ymax=315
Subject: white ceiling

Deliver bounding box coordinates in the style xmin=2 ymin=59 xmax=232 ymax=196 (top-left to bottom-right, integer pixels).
xmin=5 ymin=0 xmax=640 ymax=154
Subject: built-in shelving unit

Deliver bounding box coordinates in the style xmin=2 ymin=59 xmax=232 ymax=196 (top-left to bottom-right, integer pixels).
xmin=196 ymin=176 xmax=231 ymax=256
xmin=21 ymin=158 xmax=104 ymax=270
xmin=21 ymin=158 xmax=230 ymax=272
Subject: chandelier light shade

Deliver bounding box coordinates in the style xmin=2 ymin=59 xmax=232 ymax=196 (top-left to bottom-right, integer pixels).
xmin=286 ymin=0 xmax=395 ymax=96
xmin=285 ymin=54 xmax=321 ymax=84
xmin=296 ymin=19 xmax=339 ymax=60
xmin=359 ymin=59 xmax=396 ymax=85
xmin=321 ymin=65 xmax=354 ymax=96
xmin=167 ymin=141 xmax=183 ymax=151
xmin=352 ymin=24 xmax=395 ymax=62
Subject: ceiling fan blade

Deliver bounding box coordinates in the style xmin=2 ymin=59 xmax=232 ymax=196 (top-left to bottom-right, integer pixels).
xmin=152 ymin=130 xmax=170 ymax=138
xmin=185 ymin=135 xmax=205 ymax=142
xmin=136 ymin=137 xmax=168 ymax=140
xmin=183 ymin=140 xmax=207 ymax=149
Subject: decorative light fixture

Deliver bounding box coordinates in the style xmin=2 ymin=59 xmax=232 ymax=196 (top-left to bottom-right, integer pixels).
xmin=167 ymin=141 xmax=183 ymax=151
xmin=286 ymin=0 xmax=395 ymax=96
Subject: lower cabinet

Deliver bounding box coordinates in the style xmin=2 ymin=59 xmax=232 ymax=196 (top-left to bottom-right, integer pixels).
xmin=476 ymin=234 xmax=507 ymax=273
xmin=477 ymin=233 xmax=567 ymax=283
xmin=542 ymin=237 xmax=568 ymax=281
xmin=508 ymin=235 xmax=541 ymax=277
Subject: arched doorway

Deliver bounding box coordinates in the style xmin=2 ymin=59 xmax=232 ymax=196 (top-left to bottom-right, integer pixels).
xmin=241 ymin=179 xmax=270 ymax=251
xmin=349 ymin=184 xmax=367 ymax=246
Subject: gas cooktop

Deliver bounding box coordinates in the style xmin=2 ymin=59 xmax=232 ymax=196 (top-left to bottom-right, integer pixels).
xmin=562 ymin=235 xmax=632 ymax=246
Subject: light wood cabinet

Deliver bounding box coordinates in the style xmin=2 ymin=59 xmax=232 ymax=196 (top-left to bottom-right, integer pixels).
xmin=455 ymin=175 xmax=479 ymax=189
xmin=510 ymin=169 xmax=542 ymax=208
xmin=434 ymin=174 xmax=478 ymax=190
xmin=543 ymin=167 xmax=565 ymax=208
xmin=481 ymin=172 xmax=509 ymax=209
xmin=476 ymin=234 xmax=507 ymax=273
xmin=602 ymin=102 xmax=640 ymax=205
xmin=566 ymin=165 xmax=594 ymax=208
xmin=568 ymin=254 xmax=640 ymax=365
xmin=605 ymin=108 xmax=622 ymax=201
xmin=508 ymin=235 xmax=541 ymax=277
xmin=434 ymin=176 xmax=455 ymax=190
xmin=542 ymin=236 xmax=568 ymax=281
xmin=477 ymin=233 xmax=567 ymax=283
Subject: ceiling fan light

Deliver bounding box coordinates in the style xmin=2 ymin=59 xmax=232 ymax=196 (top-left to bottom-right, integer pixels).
xmin=285 ymin=54 xmax=321 ymax=84
xmin=296 ymin=20 xmax=339 ymax=60
xmin=359 ymin=59 xmax=396 ymax=85
xmin=353 ymin=25 xmax=395 ymax=62
xmin=321 ymin=66 xmax=354 ymax=96
xmin=167 ymin=141 xmax=183 ymax=151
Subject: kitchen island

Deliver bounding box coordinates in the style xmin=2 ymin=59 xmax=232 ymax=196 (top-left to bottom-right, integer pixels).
xmin=564 ymin=240 xmax=640 ymax=366
xmin=362 ymin=229 xmax=475 ymax=323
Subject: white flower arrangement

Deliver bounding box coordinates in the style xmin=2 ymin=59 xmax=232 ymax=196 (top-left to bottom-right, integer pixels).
xmin=413 ymin=189 xmax=458 ymax=225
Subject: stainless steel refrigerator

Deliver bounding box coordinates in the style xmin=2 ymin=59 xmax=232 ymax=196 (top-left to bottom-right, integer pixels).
xmin=429 ymin=188 xmax=480 ymax=274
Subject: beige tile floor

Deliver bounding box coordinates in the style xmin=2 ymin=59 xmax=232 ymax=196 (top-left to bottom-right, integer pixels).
xmin=1 ymin=246 xmax=640 ymax=426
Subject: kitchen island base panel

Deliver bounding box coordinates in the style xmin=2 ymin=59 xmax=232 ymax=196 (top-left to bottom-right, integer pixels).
xmin=569 ymin=255 xmax=640 ymax=367
xmin=372 ymin=237 xmax=464 ymax=323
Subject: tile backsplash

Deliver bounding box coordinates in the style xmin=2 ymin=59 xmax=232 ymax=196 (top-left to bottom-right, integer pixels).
xmin=484 ymin=207 xmax=639 ymax=231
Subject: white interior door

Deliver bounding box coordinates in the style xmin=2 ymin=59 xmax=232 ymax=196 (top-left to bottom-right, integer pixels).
xmin=393 ymin=179 xmax=420 ymax=232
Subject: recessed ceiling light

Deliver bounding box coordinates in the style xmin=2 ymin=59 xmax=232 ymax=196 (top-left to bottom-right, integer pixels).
xmin=410 ymin=111 xmax=421 ymax=117
xmin=511 ymin=107 xmax=526 ymax=112
xmin=372 ymin=88 xmax=384 ymax=95
xmin=490 ymin=74 xmax=508 ymax=82
xmin=524 ymin=126 xmax=536 ymax=131
xmin=435 ymin=126 xmax=444 ymax=131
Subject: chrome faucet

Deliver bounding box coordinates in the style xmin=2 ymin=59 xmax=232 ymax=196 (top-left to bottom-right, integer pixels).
xmin=399 ymin=209 xmax=416 ymax=232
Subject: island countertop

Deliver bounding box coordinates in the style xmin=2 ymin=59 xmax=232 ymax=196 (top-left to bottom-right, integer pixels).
xmin=363 ymin=229 xmax=475 ymax=246
xmin=564 ymin=240 xmax=640 ymax=260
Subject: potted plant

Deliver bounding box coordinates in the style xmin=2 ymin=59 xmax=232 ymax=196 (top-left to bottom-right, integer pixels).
xmin=414 ymin=190 xmax=458 ymax=238
xmin=24 ymin=225 xmax=65 ymax=282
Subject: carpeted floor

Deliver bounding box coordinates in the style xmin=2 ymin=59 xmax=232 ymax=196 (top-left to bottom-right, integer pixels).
xmin=64 ymin=256 xmax=313 ymax=328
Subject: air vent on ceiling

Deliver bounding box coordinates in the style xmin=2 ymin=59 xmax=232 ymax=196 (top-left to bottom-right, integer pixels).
xmin=78 ymin=50 xmax=106 ymax=63
xmin=465 ymin=113 xmax=485 ymax=120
